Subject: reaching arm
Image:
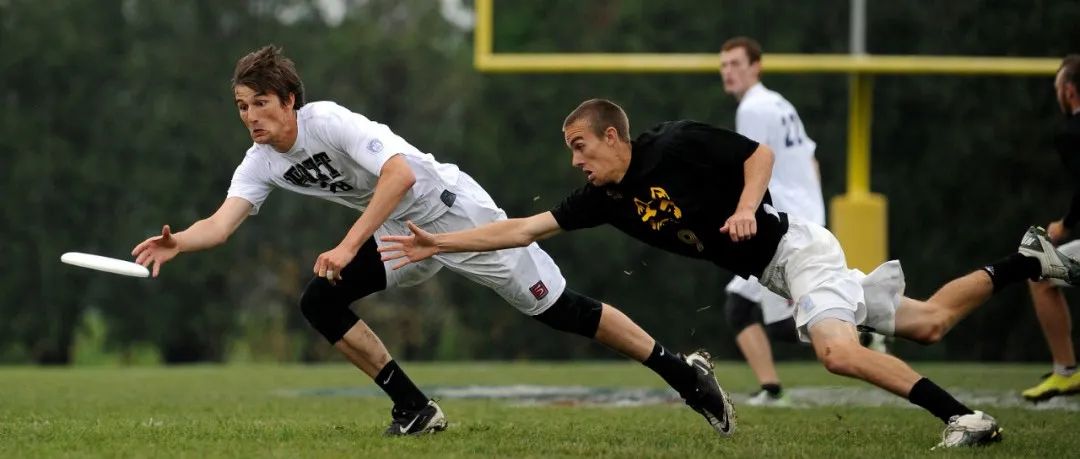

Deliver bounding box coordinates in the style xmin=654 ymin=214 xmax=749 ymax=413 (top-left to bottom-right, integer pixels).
xmin=737 ymin=143 xmax=774 ymax=213
xmin=132 ymin=197 xmax=252 ymax=277
xmin=340 ymin=154 xmax=414 ymax=251
xmin=720 ymin=143 xmax=774 ymax=241
xmin=378 ymin=212 xmax=563 ymax=269
xmin=311 ymin=154 xmax=415 ymax=282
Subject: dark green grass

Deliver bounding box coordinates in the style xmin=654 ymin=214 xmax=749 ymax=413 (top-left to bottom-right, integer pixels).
xmin=1 ymin=362 xmax=1077 ymax=458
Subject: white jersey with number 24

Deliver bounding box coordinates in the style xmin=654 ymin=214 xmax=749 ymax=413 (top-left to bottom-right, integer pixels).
xmin=736 ymin=83 xmax=825 ymax=225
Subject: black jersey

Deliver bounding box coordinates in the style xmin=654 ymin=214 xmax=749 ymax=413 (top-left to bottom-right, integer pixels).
xmin=1057 ymin=112 xmax=1080 ymax=227
xmin=551 ymin=120 xmax=789 ymax=278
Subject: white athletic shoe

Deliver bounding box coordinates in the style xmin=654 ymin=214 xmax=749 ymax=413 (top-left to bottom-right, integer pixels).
xmin=1018 ymin=226 xmax=1080 ymax=285
xmin=931 ymin=410 xmax=1003 ymax=449
xmin=745 ymin=389 xmax=792 ymax=407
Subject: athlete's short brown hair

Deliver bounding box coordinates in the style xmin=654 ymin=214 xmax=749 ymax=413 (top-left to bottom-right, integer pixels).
xmin=1061 ymin=54 xmax=1080 ymax=92
xmin=721 ymin=36 xmax=763 ymax=64
xmin=232 ymin=45 xmax=305 ymax=109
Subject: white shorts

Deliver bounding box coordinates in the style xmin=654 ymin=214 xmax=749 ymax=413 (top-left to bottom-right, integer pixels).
xmin=375 ymin=172 xmax=566 ymax=316
xmin=724 ymin=276 xmax=794 ymax=325
xmin=759 ymin=217 xmax=906 ymax=342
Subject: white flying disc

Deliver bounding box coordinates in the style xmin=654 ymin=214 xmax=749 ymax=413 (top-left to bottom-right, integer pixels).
xmin=60 ymin=252 xmax=150 ymax=278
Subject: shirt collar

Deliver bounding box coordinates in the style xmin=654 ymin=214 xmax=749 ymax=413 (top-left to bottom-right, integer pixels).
xmin=740 ymin=82 xmax=767 ymax=103
xmin=621 ymin=129 xmax=667 ymax=183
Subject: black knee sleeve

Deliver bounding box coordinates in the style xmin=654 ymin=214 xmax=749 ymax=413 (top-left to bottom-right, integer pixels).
xmin=298 ymin=237 xmax=387 ymax=343
xmin=532 ymin=288 xmax=603 ymax=338
xmin=724 ymin=292 xmax=764 ymax=333
xmin=299 ymin=279 xmax=362 ymax=343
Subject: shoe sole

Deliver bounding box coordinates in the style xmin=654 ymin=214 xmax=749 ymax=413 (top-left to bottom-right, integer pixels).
xmin=414 ymin=406 xmax=448 ymax=435
xmin=931 ymin=426 xmax=1004 ymax=450
xmin=1023 ymin=387 xmax=1080 ymax=403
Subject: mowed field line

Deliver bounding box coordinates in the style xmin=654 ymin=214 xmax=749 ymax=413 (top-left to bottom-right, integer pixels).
xmin=0 ymin=362 xmax=1078 ymax=458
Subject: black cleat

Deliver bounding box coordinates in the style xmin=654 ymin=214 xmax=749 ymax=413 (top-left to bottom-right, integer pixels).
xmin=384 ymin=400 xmax=447 ymax=436
xmin=682 ymin=351 xmax=736 ymax=437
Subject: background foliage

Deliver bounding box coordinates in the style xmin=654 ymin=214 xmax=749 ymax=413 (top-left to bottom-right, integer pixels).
xmin=2 ymin=0 xmax=1079 ymax=364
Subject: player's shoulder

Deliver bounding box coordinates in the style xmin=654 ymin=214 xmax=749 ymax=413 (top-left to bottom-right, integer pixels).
xmin=300 ymin=101 xmax=379 ymax=139
xmin=646 ymin=120 xmax=742 ymax=154
xmin=233 ymin=143 xmax=271 ymax=178
xmin=738 ymin=93 xmax=781 ymax=115
xmin=299 ymin=100 xmax=359 ymax=122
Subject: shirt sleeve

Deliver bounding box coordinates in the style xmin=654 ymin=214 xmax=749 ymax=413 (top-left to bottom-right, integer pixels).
xmin=550 ymin=185 xmax=609 ymax=230
xmin=1057 ymin=128 xmax=1080 ymax=227
xmin=320 ymin=108 xmax=412 ymax=176
xmin=226 ymin=154 xmax=273 ymax=215
xmin=735 ymin=105 xmax=772 ymax=145
xmin=670 ymin=121 xmax=760 ymax=169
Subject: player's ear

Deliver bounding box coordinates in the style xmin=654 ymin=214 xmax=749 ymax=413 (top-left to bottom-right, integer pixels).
xmin=604 ymin=126 xmax=618 ymax=145
xmin=284 ymin=93 xmax=295 ymax=110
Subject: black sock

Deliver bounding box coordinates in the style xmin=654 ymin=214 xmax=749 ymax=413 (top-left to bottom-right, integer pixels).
xmin=642 ymin=342 xmax=697 ymax=396
xmin=908 ymin=377 xmax=973 ymax=423
xmin=761 ymin=383 xmax=782 ymax=396
xmin=374 ymin=360 xmax=428 ymax=410
xmin=982 ymin=253 xmax=1041 ymax=292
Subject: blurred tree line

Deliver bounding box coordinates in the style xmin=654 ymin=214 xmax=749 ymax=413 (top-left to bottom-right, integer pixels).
xmin=2 ymin=0 xmax=1079 ymax=364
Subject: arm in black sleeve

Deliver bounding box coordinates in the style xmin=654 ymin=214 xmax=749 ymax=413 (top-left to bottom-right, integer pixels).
xmin=1064 ymin=190 xmax=1080 ymax=228
xmin=550 ymin=185 xmax=608 ymax=231
xmin=1057 ymin=128 xmax=1080 ymax=228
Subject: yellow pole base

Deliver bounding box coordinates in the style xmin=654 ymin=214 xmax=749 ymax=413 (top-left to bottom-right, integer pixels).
xmin=828 ymin=192 xmax=888 ymax=273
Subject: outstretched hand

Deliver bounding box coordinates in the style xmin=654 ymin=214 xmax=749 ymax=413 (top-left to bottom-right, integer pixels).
xmin=378 ymin=221 xmax=439 ymax=270
xmin=132 ymin=224 xmax=179 ymax=277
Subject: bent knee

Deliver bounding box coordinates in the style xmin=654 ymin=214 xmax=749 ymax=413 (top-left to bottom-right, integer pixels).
xmin=298 ymin=279 xmax=361 ymax=344
xmin=909 ymin=320 xmax=946 ymax=345
xmin=815 ymin=342 xmax=861 ymax=376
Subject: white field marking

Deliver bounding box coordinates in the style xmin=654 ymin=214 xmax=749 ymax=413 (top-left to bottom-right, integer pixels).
xmin=275 ymin=385 xmax=1080 ymax=411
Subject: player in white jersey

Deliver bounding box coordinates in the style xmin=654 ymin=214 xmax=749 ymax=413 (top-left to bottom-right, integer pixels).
xmin=130 ymin=46 xmax=734 ymax=437
xmin=718 ymin=36 xmax=829 ymax=406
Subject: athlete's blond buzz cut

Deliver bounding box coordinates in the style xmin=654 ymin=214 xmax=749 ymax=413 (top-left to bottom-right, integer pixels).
xmin=563 ymin=99 xmax=631 ymax=143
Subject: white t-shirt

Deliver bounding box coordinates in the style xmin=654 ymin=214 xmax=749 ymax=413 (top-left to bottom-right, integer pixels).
xmin=736 ymin=83 xmax=825 ymax=225
xmin=227 ymin=101 xmax=461 ymax=224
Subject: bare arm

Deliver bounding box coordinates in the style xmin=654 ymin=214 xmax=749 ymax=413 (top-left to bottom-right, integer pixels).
xmin=312 ymin=154 xmax=415 ymax=281
xmin=736 ymin=143 xmax=774 ymax=213
xmin=378 ymin=212 xmax=563 ymax=269
xmin=720 ymin=143 xmax=774 ymax=241
xmin=435 ymin=212 xmax=563 ymax=252
xmin=340 ymin=154 xmax=415 ymax=251
xmin=174 ymin=197 xmax=253 ymax=251
xmin=131 ymin=197 xmax=252 ymax=276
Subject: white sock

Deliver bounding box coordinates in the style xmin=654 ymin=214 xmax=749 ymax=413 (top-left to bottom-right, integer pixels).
xmin=1053 ymin=363 xmax=1077 ymax=377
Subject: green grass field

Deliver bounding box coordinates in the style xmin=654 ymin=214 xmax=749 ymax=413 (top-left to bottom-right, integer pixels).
xmin=1 ymin=361 xmax=1077 ymax=458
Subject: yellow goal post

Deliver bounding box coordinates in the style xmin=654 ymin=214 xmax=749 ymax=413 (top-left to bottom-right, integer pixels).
xmin=473 ymin=0 xmax=1060 ymax=271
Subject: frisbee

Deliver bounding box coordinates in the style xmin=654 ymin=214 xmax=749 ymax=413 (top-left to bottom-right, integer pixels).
xmin=60 ymin=252 xmax=150 ymax=278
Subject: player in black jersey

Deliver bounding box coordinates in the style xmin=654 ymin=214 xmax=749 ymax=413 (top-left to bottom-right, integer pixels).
xmin=379 ymin=98 xmax=1080 ymax=448
xmin=1022 ymin=54 xmax=1080 ymax=402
